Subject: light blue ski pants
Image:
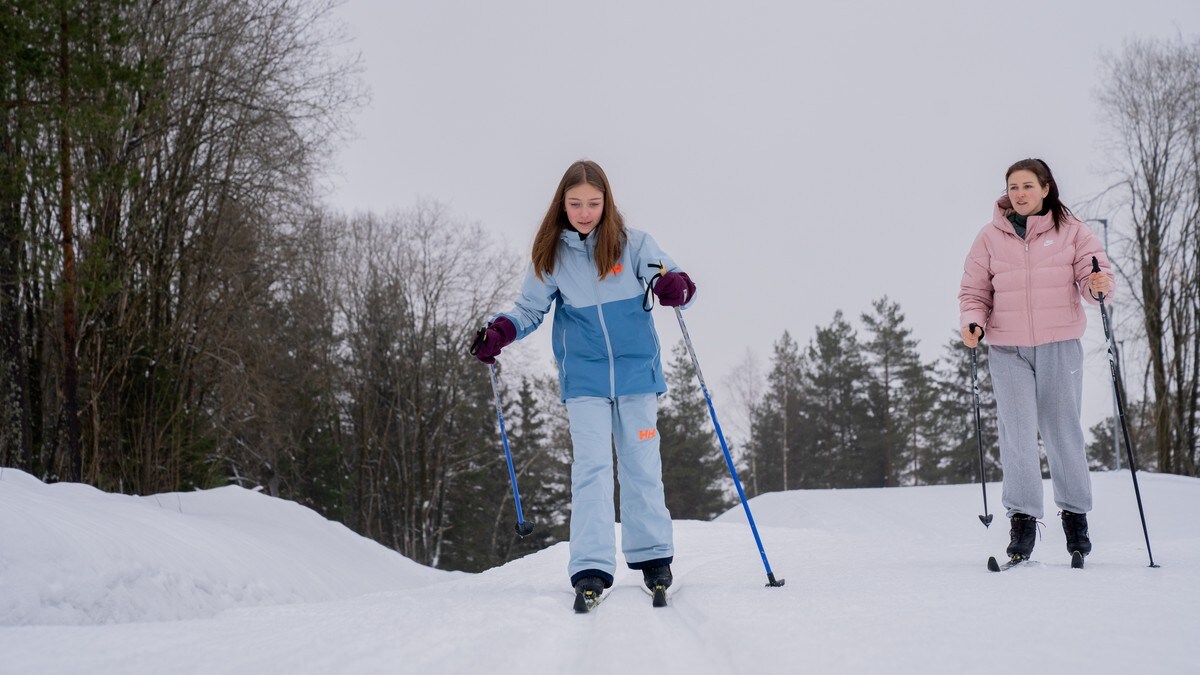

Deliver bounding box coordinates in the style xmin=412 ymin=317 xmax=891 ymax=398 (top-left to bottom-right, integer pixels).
xmin=989 ymin=340 xmax=1093 ymax=519
xmin=565 ymin=393 xmax=674 ymax=585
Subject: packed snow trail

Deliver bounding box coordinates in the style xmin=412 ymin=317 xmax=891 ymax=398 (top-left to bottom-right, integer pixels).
xmin=1 ymin=469 xmax=1197 ymax=674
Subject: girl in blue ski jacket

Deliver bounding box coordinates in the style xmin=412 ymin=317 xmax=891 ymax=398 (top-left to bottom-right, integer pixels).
xmin=472 ymin=160 xmax=696 ymax=598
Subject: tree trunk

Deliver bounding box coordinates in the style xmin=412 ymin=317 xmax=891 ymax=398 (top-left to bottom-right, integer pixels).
xmin=58 ymin=6 xmax=82 ymax=482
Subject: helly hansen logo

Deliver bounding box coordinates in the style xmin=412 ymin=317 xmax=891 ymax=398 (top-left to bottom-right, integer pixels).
xmin=610 ymin=263 xmax=623 ymax=275
xmin=638 ymin=428 xmax=657 ymax=441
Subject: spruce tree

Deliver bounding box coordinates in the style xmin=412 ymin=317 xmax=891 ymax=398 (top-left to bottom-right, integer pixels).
xmin=861 ymin=297 xmax=935 ymax=487
xmin=746 ymin=332 xmax=805 ymax=495
xmin=658 ymin=342 xmax=734 ymax=520
xmin=798 ymin=311 xmax=871 ymax=488
xmin=441 ymin=361 xmax=521 ymax=572
xmin=926 ymin=335 xmax=998 ymax=485
xmin=504 ymin=375 xmax=571 ymax=558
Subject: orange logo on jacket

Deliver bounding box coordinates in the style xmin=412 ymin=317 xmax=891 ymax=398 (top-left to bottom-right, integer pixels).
xmin=638 ymin=428 xmax=657 ymax=441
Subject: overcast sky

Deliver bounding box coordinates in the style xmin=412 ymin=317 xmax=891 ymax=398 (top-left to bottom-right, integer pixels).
xmin=322 ymin=1 xmax=1199 ymax=439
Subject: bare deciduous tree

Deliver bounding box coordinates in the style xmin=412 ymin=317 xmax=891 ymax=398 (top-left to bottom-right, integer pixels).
xmin=1096 ymin=36 xmax=1200 ymax=476
xmin=336 ymin=204 xmax=518 ymax=566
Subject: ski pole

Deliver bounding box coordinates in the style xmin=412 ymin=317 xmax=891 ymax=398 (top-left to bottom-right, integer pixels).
xmin=1091 ymin=257 xmax=1158 ymax=567
xmin=968 ymin=323 xmax=993 ymax=527
xmin=646 ymin=264 xmax=784 ymax=587
xmin=471 ymin=328 xmax=534 ymax=538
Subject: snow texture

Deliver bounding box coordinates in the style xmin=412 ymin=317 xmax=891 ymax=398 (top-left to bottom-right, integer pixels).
xmin=1 ymin=467 xmax=1196 ymax=674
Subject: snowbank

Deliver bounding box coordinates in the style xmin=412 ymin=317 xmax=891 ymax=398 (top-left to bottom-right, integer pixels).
xmin=0 ymin=468 xmax=450 ymax=626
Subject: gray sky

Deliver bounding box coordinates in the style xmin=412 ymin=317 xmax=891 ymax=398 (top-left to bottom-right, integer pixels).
xmin=323 ymin=0 xmax=1199 ymax=440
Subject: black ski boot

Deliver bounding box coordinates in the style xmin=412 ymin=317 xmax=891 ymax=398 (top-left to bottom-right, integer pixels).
xmin=1061 ymin=510 xmax=1092 ymax=557
xmin=573 ymin=576 xmax=606 ymax=613
xmin=1006 ymin=514 xmax=1039 ymax=560
xmin=641 ymin=564 xmax=673 ymax=591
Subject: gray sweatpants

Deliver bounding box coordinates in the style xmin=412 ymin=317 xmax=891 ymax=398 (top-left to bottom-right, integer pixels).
xmin=988 ymin=340 xmax=1092 ymax=519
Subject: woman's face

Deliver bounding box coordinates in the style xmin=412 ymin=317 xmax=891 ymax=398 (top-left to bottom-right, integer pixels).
xmin=564 ymin=182 xmax=604 ymax=235
xmin=1007 ymin=169 xmax=1050 ymax=216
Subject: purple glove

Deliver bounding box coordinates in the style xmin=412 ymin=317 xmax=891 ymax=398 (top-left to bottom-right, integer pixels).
xmin=653 ymin=271 xmax=695 ymax=307
xmin=471 ymin=316 xmax=516 ymax=364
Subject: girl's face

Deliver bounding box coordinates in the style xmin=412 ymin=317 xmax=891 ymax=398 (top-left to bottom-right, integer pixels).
xmin=1007 ymin=169 xmax=1049 ymax=216
xmin=564 ymin=182 xmax=604 ymax=235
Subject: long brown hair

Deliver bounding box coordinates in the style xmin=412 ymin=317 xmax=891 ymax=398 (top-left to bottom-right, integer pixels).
xmin=531 ymin=160 xmax=627 ymax=280
xmin=1005 ymin=158 xmax=1074 ymax=231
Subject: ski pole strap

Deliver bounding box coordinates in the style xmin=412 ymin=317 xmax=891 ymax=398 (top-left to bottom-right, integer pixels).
xmin=469 ymin=325 xmax=487 ymax=355
xmin=642 ymin=262 xmax=666 ymax=312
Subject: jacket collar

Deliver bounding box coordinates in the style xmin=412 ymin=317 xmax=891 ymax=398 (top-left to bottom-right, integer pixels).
xmin=991 ymin=197 xmax=1056 ymax=239
xmin=560 ymin=227 xmax=594 ymax=252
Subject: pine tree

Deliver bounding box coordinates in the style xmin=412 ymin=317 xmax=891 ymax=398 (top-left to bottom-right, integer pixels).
xmin=798 ymin=311 xmax=871 ymax=488
xmin=0 ymin=0 xmax=142 ymax=480
xmin=504 ymin=374 xmax=571 ymax=558
xmin=925 ymin=335 xmax=998 ymax=485
xmin=860 ymin=297 xmax=935 ymax=487
xmin=658 ymin=342 xmax=734 ymax=520
xmin=439 ymin=360 xmax=517 ymax=572
xmin=746 ymin=332 xmax=805 ymax=495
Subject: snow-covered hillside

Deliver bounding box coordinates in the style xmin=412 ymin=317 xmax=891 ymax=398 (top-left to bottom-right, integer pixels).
xmin=1 ymin=467 xmax=1196 ymax=674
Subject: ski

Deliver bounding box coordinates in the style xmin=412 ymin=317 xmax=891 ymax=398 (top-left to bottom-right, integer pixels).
xmin=987 ymin=555 xmax=1029 ymax=572
xmin=639 ymin=582 xmax=676 ymax=607
xmin=573 ymin=588 xmax=605 ymax=613
xmin=651 ymin=585 xmax=668 ymax=608
xmin=988 ymin=553 xmax=1086 ymax=571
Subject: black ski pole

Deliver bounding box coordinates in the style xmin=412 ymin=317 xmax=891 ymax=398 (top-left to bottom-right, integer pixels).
xmin=968 ymin=323 xmax=993 ymax=527
xmin=646 ymin=264 xmax=784 ymax=587
xmin=471 ymin=327 xmax=534 ymax=538
xmin=1091 ymin=257 xmax=1158 ymax=567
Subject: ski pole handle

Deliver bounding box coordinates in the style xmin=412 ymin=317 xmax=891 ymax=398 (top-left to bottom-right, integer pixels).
xmin=1091 ymin=256 xmax=1105 ymax=302
xmin=966 ymin=322 xmax=984 ymax=349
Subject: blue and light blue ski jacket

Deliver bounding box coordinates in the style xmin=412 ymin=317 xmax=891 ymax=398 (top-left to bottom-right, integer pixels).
xmin=496 ymin=227 xmax=693 ymax=401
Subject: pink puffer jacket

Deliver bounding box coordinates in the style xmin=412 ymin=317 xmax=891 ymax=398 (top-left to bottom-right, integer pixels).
xmin=958 ymin=197 xmax=1115 ymax=347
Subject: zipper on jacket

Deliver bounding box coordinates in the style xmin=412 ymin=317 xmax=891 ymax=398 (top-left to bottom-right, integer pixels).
xmin=586 ymin=241 xmax=617 ymax=398
xmin=1024 ymin=240 xmax=1035 ymax=343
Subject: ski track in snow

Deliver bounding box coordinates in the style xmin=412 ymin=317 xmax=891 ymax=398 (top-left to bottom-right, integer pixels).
xmin=0 ymin=469 xmax=1197 ymax=674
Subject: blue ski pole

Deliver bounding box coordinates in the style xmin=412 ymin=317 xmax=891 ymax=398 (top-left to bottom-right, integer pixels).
xmin=646 ymin=264 xmax=784 ymax=587
xmin=471 ymin=328 xmax=534 ymax=538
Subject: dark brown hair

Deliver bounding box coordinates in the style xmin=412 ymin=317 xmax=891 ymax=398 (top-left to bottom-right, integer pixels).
xmin=1005 ymin=158 xmax=1074 ymax=231
xmin=531 ymin=160 xmax=627 ymax=280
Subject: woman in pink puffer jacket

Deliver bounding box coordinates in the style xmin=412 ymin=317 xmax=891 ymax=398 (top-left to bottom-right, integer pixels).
xmin=958 ymin=158 xmax=1114 ymax=565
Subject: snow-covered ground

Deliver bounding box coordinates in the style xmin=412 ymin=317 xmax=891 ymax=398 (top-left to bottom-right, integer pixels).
xmin=1 ymin=466 xmax=1196 ymax=674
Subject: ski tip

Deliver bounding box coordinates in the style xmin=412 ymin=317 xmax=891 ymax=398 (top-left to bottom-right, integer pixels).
xmin=986 ymin=556 xmax=1002 ymax=572
xmin=652 ymin=586 xmax=668 ymax=608
xmin=573 ymin=589 xmax=602 ymax=613
xmin=1071 ymin=551 xmax=1085 ymax=569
